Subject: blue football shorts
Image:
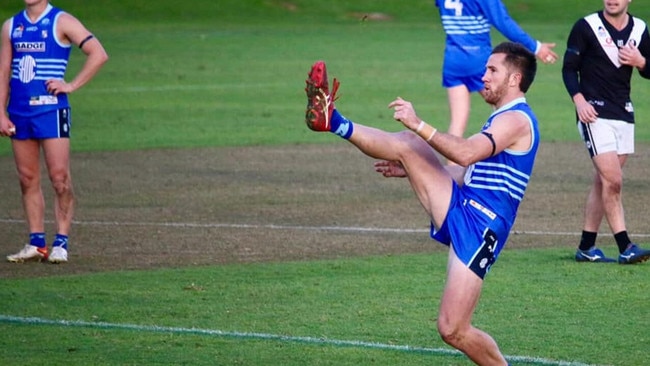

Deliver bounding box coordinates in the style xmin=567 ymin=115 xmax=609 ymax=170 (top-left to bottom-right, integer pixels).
xmin=442 ymin=70 xmax=485 ymax=92
xmin=10 ymin=107 xmax=71 ymax=140
xmin=441 ymin=46 xmax=488 ymax=92
xmin=430 ymin=183 xmax=510 ymax=279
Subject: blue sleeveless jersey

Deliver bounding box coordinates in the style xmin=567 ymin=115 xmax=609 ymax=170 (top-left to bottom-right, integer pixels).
xmin=461 ymin=97 xmax=540 ymax=224
xmin=435 ymin=0 xmax=537 ymax=76
xmin=8 ymin=5 xmax=71 ymax=117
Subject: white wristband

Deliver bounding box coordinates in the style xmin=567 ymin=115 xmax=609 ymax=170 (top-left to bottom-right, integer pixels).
xmin=415 ymin=120 xmax=437 ymax=142
xmin=427 ymin=128 xmax=437 ymax=142
xmin=415 ymin=120 xmax=426 ymax=133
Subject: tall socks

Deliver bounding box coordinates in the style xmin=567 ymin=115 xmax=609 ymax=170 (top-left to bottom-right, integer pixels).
xmin=29 ymin=233 xmax=69 ymax=249
xmin=614 ymin=231 xmax=631 ymax=254
xmin=330 ymin=109 xmax=354 ymax=139
xmin=579 ymin=230 xmax=632 ymax=254
xmin=29 ymin=232 xmax=46 ymax=249
xmin=578 ymin=231 xmax=597 ymax=251
xmin=53 ymin=234 xmax=69 ymax=250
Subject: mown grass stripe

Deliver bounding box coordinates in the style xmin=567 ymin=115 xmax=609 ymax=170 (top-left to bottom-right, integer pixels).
xmin=0 ymin=315 xmax=605 ymax=366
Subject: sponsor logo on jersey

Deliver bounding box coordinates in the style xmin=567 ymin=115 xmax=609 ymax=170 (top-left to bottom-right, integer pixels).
xmin=15 ymin=42 xmax=46 ymax=52
xmin=25 ymin=26 xmax=38 ymax=32
xmin=12 ymin=24 xmax=24 ymax=38
xmin=468 ymin=199 xmax=496 ymax=220
xmin=29 ymin=95 xmax=59 ymax=106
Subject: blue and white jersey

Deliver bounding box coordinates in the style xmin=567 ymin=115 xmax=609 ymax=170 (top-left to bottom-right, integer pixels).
xmin=8 ymin=4 xmax=71 ymax=117
xmin=461 ymin=97 xmax=539 ymax=224
xmin=435 ymin=0 xmax=538 ymax=75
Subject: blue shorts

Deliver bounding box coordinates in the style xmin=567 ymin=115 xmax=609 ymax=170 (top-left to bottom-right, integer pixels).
xmin=10 ymin=108 xmax=71 ymax=140
xmin=441 ymin=45 xmax=489 ymax=92
xmin=431 ymin=183 xmax=510 ymax=279
xmin=442 ymin=71 xmax=485 ymax=92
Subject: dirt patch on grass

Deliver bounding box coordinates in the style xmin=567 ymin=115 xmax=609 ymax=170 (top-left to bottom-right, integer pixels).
xmin=1 ymin=142 xmax=649 ymax=278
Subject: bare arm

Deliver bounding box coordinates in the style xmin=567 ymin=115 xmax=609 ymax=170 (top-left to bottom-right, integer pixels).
xmin=0 ymin=19 xmax=15 ymax=136
xmin=389 ymin=97 xmax=531 ymax=167
xmin=45 ymin=12 xmax=108 ymax=95
xmin=422 ymin=113 xmax=529 ymax=167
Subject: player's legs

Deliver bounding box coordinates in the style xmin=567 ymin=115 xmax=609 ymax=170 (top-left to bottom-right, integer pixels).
xmin=437 ymin=246 xmax=507 ymax=365
xmin=12 ymin=139 xmax=46 ymax=234
xmin=445 ymin=85 xmax=471 ymax=138
xmin=347 ymin=125 xmax=454 ymax=227
xmin=42 ymin=138 xmax=74 ymax=236
xmin=589 ymin=152 xmax=627 ymax=232
xmin=305 ymin=61 xmax=455 ymax=225
xmin=442 ymin=70 xmax=484 ymax=166
xmin=442 ymin=68 xmax=484 ymax=139
xmin=579 ymin=119 xmax=630 ymax=235
xmin=582 ymin=171 xmax=604 ymax=233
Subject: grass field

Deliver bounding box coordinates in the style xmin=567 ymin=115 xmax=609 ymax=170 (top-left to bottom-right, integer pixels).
xmin=0 ymin=0 xmax=650 ymax=154
xmin=1 ymin=1 xmax=650 ymax=365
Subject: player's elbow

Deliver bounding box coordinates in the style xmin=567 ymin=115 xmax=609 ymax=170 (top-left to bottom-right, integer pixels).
xmin=453 ymin=151 xmax=482 ymax=167
xmin=452 ymin=158 xmax=471 ymax=168
xmin=97 ymin=50 xmax=109 ymax=66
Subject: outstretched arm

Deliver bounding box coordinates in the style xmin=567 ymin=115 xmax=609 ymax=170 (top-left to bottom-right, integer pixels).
xmin=481 ymin=0 xmax=557 ymax=63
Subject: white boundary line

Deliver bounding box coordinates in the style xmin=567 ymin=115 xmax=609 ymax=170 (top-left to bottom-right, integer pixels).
xmin=4 ymin=217 xmax=650 ymax=238
xmin=0 ymin=315 xmax=607 ymax=366
xmin=0 ymin=219 xmax=615 ymax=365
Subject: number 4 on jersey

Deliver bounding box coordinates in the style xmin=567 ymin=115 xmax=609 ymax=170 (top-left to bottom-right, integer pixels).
xmin=445 ymin=0 xmax=463 ymax=16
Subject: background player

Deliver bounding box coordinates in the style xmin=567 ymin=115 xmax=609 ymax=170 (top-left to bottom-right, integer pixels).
xmin=1 ymin=0 xmax=108 ymax=263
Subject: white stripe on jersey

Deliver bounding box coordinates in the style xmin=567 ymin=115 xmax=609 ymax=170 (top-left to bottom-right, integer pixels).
xmin=465 ymin=161 xmax=531 ymax=202
xmin=440 ymin=15 xmax=490 ymax=35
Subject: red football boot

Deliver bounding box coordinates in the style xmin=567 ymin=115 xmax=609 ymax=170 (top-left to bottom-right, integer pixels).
xmin=305 ymin=61 xmax=340 ymax=131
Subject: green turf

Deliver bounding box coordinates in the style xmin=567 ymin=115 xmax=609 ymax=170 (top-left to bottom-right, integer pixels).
xmin=1 ymin=1 xmax=650 ymax=155
xmin=1 ymin=1 xmax=650 ymax=365
xmin=1 ymin=247 xmax=648 ymax=365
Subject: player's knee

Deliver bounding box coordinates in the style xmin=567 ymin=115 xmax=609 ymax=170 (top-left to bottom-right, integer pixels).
xmin=50 ymin=174 xmax=72 ymax=196
xmin=398 ymin=130 xmax=418 ymax=145
xmin=437 ymin=315 xmax=465 ymax=347
xmin=17 ymin=171 xmax=39 ymax=191
xmin=396 ymin=130 xmax=426 ymax=157
xmin=602 ymin=177 xmax=623 ymax=195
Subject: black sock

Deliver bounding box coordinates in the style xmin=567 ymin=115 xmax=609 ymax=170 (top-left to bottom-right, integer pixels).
xmin=578 ymin=231 xmax=598 ymax=251
xmin=614 ymin=231 xmax=631 ymax=254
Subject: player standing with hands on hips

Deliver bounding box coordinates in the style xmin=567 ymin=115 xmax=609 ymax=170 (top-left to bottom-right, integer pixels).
xmin=435 ymin=0 xmax=557 ymax=142
xmin=0 ymin=0 xmax=108 ymax=263
xmin=563 ymin=0 xmax=650 ymax=264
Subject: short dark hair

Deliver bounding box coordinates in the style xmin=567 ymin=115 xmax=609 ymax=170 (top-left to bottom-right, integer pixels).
xmin=492 ymin=42 xmax=537 ymax=93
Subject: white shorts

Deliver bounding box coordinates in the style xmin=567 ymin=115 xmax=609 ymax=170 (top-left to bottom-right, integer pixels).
xmin=577 ymin=118 xmax=634 ymax=157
